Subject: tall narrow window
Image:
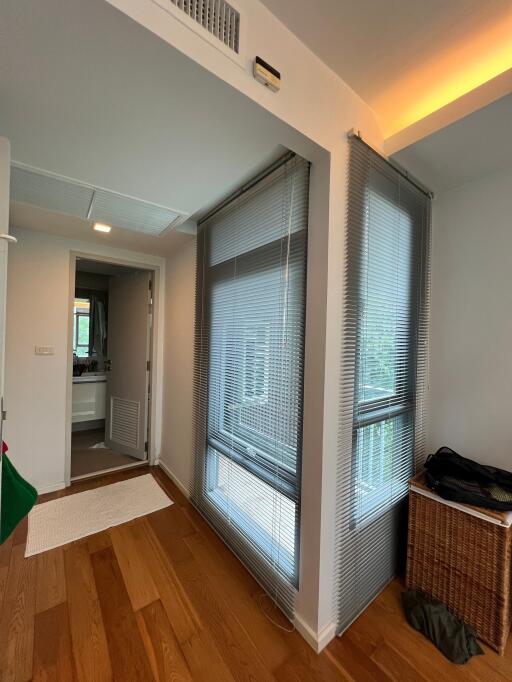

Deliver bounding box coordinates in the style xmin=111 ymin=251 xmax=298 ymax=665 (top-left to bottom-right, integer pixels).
xmin=336 ymin=136 xmax=431 ymax=633
xmin=193 ymin=154 xmax=309 ymax=617
xmin=73 ymin=297 xmax=91 ymax=357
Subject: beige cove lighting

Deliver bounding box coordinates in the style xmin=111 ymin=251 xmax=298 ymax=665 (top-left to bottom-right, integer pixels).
xmin=93 ymin=222 xmax=111 ymax=233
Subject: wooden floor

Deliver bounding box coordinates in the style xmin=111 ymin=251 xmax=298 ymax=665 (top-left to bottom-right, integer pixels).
xmin=1 ymin=466 xmax=511 ymax=681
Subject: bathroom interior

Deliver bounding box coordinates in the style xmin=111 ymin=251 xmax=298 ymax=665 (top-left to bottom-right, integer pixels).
xmin=71 ymin=257 xmax=152 ymax=479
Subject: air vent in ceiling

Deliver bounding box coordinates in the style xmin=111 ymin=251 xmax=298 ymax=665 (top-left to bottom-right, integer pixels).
xmin=11 ymin=166 xmax=93 ymax=218
xmin=88 ymin=190 xmax=182 ymax=237
xmin=10 ymin=163 xmax=187 ymax=236
xmin=169 ymin=0 xmax=240 ymax=54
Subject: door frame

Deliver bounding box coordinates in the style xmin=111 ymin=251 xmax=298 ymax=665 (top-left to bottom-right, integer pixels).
xmin=65 ymin=251 xmax=164 ymax=486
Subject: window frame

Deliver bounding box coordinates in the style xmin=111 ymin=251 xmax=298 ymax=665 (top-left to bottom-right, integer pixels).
xmin=73 ymin=298 xmax=91 ymax=357
xmin=192 ymin=154 xmax=310 ymax=606
xmin=351 ymin=184 xmax=422 ymax=525
xmin=204 ymin=232 xmax=305 ymax=502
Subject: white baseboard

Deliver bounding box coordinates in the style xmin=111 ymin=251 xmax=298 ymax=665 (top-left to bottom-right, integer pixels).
xmin=293 ymin=614 xmax=337 ymax=653
xmin=156 ymin=459 xmax=191 ymax=499
xmin=36 ymin=480 xmax=66 ymax=495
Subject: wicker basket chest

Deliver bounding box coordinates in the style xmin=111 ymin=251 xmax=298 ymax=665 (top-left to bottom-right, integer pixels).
xmin=406 ymin=472 xmax=512 ymax=654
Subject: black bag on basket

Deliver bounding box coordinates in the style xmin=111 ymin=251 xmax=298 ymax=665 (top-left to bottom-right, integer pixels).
xmin=424 ymin=446 xmax=512 ymax=511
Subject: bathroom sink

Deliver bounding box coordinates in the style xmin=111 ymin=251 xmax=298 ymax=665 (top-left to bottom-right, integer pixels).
xmin=72 ymin=372 xmax=107 ymax=383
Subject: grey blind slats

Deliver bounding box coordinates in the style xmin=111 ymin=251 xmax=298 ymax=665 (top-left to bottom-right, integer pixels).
xmin=193 ymin=154 xmax=310 ymax=617
xmin=335 ymin=136 xmax=431 ymax=633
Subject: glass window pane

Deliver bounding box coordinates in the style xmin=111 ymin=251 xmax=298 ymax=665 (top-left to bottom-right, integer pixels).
xmin=73 ymin=297 xmax=90 ymax=357
xmin=78 ymin=315 xmax=89 ymax=346
xmin=354 ymin=183 xmax=417 ymax=525
xmin=354 ymin=412 xmax=414 ymax=522
xmin=358 ymin=188 xmax=413 ymax=404
xmin=206 ymin=447 xmax=296 ymax=579
xmin=208 ymin=240 xmax=304 ymax=475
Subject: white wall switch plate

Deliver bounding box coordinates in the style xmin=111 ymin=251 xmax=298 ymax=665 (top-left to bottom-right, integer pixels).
xmin=35 ymin=345 xmax=54 ymax=356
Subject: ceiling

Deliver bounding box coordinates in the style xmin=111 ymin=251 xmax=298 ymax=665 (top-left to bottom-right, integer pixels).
xmin=391 ymin=92 xmax=512 ymax=192
xmin=261 ymin=0 xmax=512 ymax=137
xmin=0 ymin=0 xmax=318 ymax=254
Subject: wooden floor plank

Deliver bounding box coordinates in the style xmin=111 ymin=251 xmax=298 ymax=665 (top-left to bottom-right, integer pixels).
xmin=179 ymin=630 xmax=236 ymax=682
xmin=136 ymin=599 xmax=193 ymax=682
xmin=0 ymin=533 xmax=14 ymax=613
xmin=110 ymin=521 xmax=159 ymax=611
xmin=64 ymin=543 xmax=112 ymax=682
xmin=476 ymin=643 xmax=512 ymax=681
xmin=86 ymin=531 xmax=112 ymax=555
xmin=371 ymin=640 xmax=430 ymax=682
xmin=151 ymin=467 xmax=188 ymax=507
xmin=149 ymin=520 xmax=275 ymax=682
xmin=0 ymin=544 xmax=37 ymax=682
xmin=11 ymin=517 xmax=28 ymax=548
xmin=141 ymin=523 xmax=233 ymax=682
xmin=139 ymin=520 xmax=201 ymax=644
xmin=147 ymin=505 xmax=196 ymax=559
xmin=327 ymin=630 xmax=393 ymax=681
xmin=91 ymin=546 xmax=154 ymax=682
xmin=0 ymin=532 xmax=13 ymax=568
xmin=35 ymin=547 xmax=66 ymax=614
xmin=275 ymin=654 xmax=352 ymax=682
xmin=185 ymin=530 xmax=291 ymax=671
xmin=32 ymin=602 xmax=76 ymax=681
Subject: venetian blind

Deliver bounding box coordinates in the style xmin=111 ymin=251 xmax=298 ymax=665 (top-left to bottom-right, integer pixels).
xmin=193 ymin=153 xmax=310 ymax=617
xmin=335 ymin=136 xmax=431 ymax=633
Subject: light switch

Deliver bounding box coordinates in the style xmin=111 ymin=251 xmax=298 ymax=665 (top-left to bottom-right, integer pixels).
xmin=35 ymin=345 xmax=54 ymax=356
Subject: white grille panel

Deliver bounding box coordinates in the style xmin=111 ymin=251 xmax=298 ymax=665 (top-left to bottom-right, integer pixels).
xmin=110 ymin=397 xmax=140 ymax=449
xmin=10 ymin=166 xmax=93 ymax=217
xmin=89 ymin=190 xmax=181 ymax=236
xmin=10 ymin=163 xmax=186 ymax=236
xmin=170 ymin=0 xmax=240 ymax=53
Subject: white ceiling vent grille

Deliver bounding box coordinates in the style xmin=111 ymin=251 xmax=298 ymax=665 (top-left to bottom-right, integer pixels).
xmin=10 ymin=163 xmax=187 ymax=236
xmin=110 ymin=397 xmax=140 ymax=449
xmin=170 ymin=0 xmax=240 ymax=54
xmin=89 ymin=190 xmax=181 ymax=236
xmin=10 ymin=166 xmax=93 ymax=218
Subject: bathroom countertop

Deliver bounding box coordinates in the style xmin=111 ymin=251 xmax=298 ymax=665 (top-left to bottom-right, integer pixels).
xmin=72 ymin=373 xmax=107 ymax=384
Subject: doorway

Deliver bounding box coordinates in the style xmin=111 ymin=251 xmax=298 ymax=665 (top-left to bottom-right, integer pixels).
xmin=70 ymin=257 xmax=153 ymax=480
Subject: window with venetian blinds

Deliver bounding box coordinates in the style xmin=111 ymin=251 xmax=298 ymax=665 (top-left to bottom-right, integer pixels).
xmin=335 ymin=135 xmax=431 ymax=633
xmin=192 ymin=153 xmax=310 ymax=617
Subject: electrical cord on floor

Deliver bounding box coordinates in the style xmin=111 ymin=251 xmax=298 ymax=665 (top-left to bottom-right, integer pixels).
xmin=258 ymin=592 xmax=296 ymax=633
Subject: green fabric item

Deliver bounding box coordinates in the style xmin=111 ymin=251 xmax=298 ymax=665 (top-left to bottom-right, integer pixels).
xmin=1 ymin=453 xmax=38 ymax=544
xmin=402 ymin=590 xmax=483 ymax=664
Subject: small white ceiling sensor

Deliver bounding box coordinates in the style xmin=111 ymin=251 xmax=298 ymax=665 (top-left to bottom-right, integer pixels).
xmin=253 ymin=57 xmax=281 ymax=92
xmin=93 ymin=222 xmax=111 ymax=233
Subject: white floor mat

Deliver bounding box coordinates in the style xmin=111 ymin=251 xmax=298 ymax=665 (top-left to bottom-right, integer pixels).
xmin=25 ymin=474 xmax=172 ymax=557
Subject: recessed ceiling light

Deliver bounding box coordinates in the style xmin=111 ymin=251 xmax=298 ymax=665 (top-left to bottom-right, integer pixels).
xmin=93 ymin=222 xmax=111 ymax=233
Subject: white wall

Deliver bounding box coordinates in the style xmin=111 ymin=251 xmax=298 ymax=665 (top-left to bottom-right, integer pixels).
xmin=108 ymin=0 xmax=384 ymax=647
xmin=429 ymin=167 xmax=512 ymax=471
xmin=4 ymin=226 xmax=165 ymax=493
xmin=107 ymin=0 xmax=382 ymax=155
xmin=0 ymin=139 xmax=10 ymax=398
xmin=159 ymin=238 xmax=196 ymax=494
